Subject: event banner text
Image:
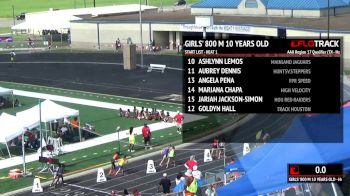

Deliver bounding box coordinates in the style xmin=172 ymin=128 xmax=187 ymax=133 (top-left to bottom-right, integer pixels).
xmin=183 ymin=37 xmax=342 ymax=113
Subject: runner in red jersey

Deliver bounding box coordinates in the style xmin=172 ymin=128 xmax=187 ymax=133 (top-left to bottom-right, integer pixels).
xmin=184 ymin=155 xmax=198 ymax=171
xmin=174 ymin=111 xmax=184 ymax=134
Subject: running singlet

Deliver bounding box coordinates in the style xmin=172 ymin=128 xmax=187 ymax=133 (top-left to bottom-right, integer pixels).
xmin=118 ymin=158 xmax=126 ymax=166
xmin=129 ymin=133 xmax=136 ymax=144
xmin=185 ymin=160 xmax=197 ymax=171
xmin=162 ymin=147 xmax=169 ymax=156
xmin=168 ymin=149 xmax=175 ymax=157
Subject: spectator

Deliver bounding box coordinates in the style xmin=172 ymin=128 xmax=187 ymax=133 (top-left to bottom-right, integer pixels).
xmin=175 ymin=172 xmax=183 ymax=185
xmin=109 ymin=151 xmax=119 ymax=175
xmin=14 ymin=99 xmax=20 ymax=107
xmin=159 ymin=144 xmax=170 ymax=167
xmin=160 ymin=110 xmax=165 ymax=120
xmin=211 ymin=136 xmax=219 ymax=158
xmin=164 ymin=112 xmax=171 ymax=122
xmin=71 ymin=117 xmax=79 ymax=136
xmin=205 ymin=184 xmax=216 ymax=196
xmin=184 ymin=171 xmax=198 ymax=196
xmin=166 ymin=145 xmax=176 ymax=168
xmin=142 ymin=123 xmax=152 ymax=150
xmin=111 ymin=190 xmax=118 ymax=196
xmin=123 ymin=189 xmax=130 ymax=196
xmin=158 ymin=173 xmax=171 ymax=194
xmin=128 ymin=127 xmax=136 ymax=152
xmin=218 ymin=138 xmax=225 ymax=159
xmin=192 ymin=165 xmax=202 ymax=180
xmin=132 ymin=189 xmax=140 ymax=196
xmin=115 ymin=155 xmax=128 ymax=176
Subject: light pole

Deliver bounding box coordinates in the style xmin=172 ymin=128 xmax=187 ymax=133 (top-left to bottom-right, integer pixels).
xmin=39 ymin=99 xmax=43 ymax=157
xmin=116 ymin=126 xmax=121 ymax=153
xmin=327 ymin=0 xmax=330 ymax=39
xmin=139 ymin=0 xmax=144 ymax=67
xmin=12 ymin=5 xmax=15 ymax=27
xmin=22 ymin=129 xmax=26 ymax=176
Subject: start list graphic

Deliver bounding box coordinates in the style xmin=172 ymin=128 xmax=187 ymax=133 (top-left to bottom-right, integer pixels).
xmin=183 ymin=37 xmax=342 ymax=113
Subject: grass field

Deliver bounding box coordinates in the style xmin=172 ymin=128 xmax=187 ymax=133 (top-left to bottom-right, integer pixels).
xmin=0 ymin=0 xmax=199 ymax=18
xmin=0 ymin=27 xmax=11 ymax=34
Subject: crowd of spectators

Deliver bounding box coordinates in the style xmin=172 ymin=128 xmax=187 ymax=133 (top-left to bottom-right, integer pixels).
xmin=119 ymin=106 xmax=174 ymax=122
xmin=9 ymin=128 xmax=41 ymax=150
xmin=0 ymin=97 xmax=20 ymax=109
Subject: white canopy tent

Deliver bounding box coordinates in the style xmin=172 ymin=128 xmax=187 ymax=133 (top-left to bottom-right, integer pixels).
xmin=0 ymin=87 xmax=14 ymax=107
xmin=0 ymin=112 xmax=39 ymax=158
xmin=16 ymin=99 xmax=81 ymax=142
xmin=16 ymin=99 xmax=79 ymax=123
xmin=0 ymin=113 xmax=38 ymax=143
xmin=0 ymin=100 xmax=80 ymax=158
xmin=0 ymin=87 xmax=13 ymax=96
xmin=0 ymin=113 xmax=21 ymax=158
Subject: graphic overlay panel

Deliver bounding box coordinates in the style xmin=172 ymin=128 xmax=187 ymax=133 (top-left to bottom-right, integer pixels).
xmin=182 ymin=37 xmax=343 ymax=143
xmin=288 ymin=164 xmax=343 ymax=183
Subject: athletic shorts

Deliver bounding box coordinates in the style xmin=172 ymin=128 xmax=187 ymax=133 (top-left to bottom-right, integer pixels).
xmin=176 ymin=123 xmax=182 ymax=129
xmin=116 ymin=165 xmax=124 ymax=170
xmin=144 ymin=137 xmax=150 ymax=145
xmin=168 ymin=157 xmax=175 ymax=162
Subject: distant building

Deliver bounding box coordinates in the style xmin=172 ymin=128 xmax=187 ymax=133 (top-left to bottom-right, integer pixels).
xmin=191 ymin=0 xmax=350 ymax=17
xmin=11 ymin=5 xmax=157 ymax=34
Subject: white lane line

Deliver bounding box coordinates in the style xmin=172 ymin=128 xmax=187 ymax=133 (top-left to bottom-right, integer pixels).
xmin=64 ymin=183 xmax=111 ymax=194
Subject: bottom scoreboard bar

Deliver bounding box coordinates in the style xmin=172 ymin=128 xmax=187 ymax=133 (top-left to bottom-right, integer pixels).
xmin=288 ymin=176 xmax=343 ymax=183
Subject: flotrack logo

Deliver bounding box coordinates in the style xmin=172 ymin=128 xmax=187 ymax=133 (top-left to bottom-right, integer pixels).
xmin=291 ymin=40 xmax=339 ymax=48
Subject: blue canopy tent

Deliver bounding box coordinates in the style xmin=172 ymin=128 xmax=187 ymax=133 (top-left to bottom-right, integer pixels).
xmin=218 ymin=106 xmax=350 ymax=196
xmin=224 ymin=143 xmax=274 ymax=172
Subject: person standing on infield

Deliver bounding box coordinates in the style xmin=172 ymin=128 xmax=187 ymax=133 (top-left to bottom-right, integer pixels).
xmin=174 ymin=111 xmax=184 ymax=134
xmin=142 ymin=123 xmax=152 ymax=150
xmin=128 ymin=127 xmax=136 ymax=152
